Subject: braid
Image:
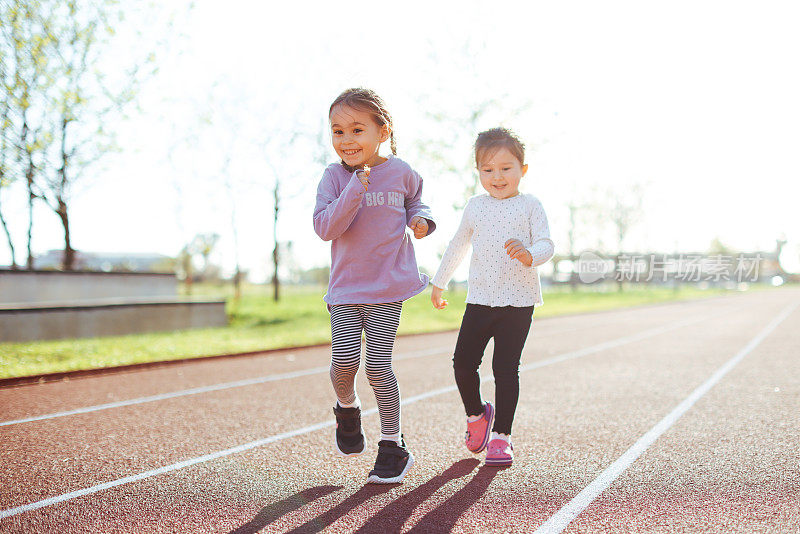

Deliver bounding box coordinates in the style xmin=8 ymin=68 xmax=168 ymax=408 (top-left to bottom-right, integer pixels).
xmin=390 ymin=132 xmax=397 ymax=155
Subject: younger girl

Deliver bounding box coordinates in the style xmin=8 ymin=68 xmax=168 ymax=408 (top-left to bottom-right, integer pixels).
xmin=430 ymin=127 xmax=554 ymax=466
xmin=313 ymin=88 xmax=435 ymax=483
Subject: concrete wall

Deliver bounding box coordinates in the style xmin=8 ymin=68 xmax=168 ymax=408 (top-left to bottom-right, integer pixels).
xmin=0 ymin=270 xmax=176 ymax=304
xmin=0 ymin=300 xmax=228 ymax=342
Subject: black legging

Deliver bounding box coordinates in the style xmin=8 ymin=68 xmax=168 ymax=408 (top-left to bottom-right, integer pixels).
xmin=452 ymin=304 xmax=534 ymax=435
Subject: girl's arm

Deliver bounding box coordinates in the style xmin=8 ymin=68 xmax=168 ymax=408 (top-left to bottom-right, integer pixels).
xmin=525 ymin=198 xmax=555 ymax=267
xmin=430 ymin=201 xmax=474 ymax=291
xmin=404 ymin=172 xmax=436 ymax=236
xmin=313 ymin=169 xmax=367 ymax=241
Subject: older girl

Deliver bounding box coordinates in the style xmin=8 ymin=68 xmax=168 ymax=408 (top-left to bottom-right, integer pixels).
xmin=313 ymin=88 xmax=435 ymax=483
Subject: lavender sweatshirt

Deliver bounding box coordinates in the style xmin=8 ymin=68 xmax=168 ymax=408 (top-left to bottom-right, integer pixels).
xmin=313 ymin=156 xmax=436 ymax=305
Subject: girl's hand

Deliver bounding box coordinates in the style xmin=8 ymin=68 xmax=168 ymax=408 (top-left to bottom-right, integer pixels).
xmin=504 ymin=239 xmax=533 ymax=267
xmin=431 ymin=285 xmax=448 ymax=309
xmin=356 ymin=165 xmax=370 ymax=190
xmin=409 ymin=216 xmax=429 ymax=239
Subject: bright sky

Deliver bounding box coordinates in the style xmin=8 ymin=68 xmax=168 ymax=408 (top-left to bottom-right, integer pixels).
xmin=3 ymin=0 xmax=800 ymax=279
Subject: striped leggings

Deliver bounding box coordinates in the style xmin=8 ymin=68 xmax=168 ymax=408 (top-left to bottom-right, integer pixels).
xmin=329 ymin=301 xmax=403 ymax=442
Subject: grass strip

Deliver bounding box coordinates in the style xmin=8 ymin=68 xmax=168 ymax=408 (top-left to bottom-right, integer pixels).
xmin=0 ymin=284 xmax=744 ymax=378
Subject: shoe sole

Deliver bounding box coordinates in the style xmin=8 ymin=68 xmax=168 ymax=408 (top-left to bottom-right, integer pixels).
xmin=334 ymin=429 xmax=366 ymax=457
xmin=484 ymin=457 xmax=513 ymax=466
xmin=467 ymin=402 xmax=495 ymax=454
xmin=366 ymin=453 xmax=415 ymax=484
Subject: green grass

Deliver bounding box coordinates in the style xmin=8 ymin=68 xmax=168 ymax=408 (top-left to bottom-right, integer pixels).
xmin=0 ymin=283 xmax=758 ymax=379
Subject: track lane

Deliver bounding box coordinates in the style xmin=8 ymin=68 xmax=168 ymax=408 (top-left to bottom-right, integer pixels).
xmin=0 ymin=294 xmax=740 ymax=423
xmin=0 ymin=346 xmax=453 ymax=427
xmin=535 ymin=302 xmax=797 ymax=533
xmin=0 ymin=302 xmax=732 ymax=513
xmin=1 ymin=290 xmax=793 ymax=532
xmin=1 ymin=297 xmax=741 ymax=482
xmin=0 ymin=295 xmax=758 ymax=527
xmin=562 ymin=301 xmax=800 ymax=533
xmin=0 ymin=326 xmax=689 ymax=515
xmin=0 ymin=295 xmax=732 ymax=428
xmin=0 ymin=331 xmax=459 ymax=422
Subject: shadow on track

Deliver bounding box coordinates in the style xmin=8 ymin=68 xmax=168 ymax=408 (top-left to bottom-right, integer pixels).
xmin=354 ymin=458 xmax=482 ymax=533
xmin=405 ymin=464 xmax=507 ymax=533
xmin=231 ymin=459 xmax=495 ymax=533
xmin=228 ymin=485 xmax=342 ymax=534
xmin=282 ymin=483 xmax=397 ymax=534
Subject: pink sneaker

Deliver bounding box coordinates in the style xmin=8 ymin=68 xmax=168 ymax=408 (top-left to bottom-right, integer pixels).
xmin=465 ymin=402 xmax=494 ymax=453
xmin=485 ymin=438 xmax=513 ymax=466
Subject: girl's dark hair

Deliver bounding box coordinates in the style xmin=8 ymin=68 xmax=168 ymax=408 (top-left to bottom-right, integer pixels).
xmin=474 ymin=127 xmax=525 ymax=167
xmin=329 ymin=88 xmax=397 ymax=165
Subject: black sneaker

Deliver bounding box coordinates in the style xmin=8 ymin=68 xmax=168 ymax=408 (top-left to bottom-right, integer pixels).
xmin=366 ymin=437 xmax=414 ymax=484
xmin=333 ymin=405 xmax=365 ymax=456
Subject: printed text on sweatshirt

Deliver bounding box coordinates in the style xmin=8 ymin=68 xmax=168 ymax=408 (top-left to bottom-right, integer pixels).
xmin=313 ymin=156 xmax=436 ymax=305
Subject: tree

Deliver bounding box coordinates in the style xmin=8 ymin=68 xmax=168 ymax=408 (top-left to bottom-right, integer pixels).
xmin=34 ymin=0 xmax=162 ymax=270
xmin=413 ymin=36 xmax=533 ymax=208
xmin=192 ymin=232 xmax=220 ymax=280
xmin=167 ymin=77 xmax=317 ymax=302
xmin=606 ymin=183 xmax=646 ymax=291
xmin=574 ymin=182 xmax=648 ymax=290
xmin=416 ymin=101 xmax=496 ymax=206
xmin=168 ymin=80 xmax=289 ymax=301
xmin=257 ymin=100 xmax=313 ymax=302
xmin=566 ymin=201 xmax=587 ymax=291
xmin=271 ymin=174 xmax=279 ymax=301
xmin=1 ymin=0 xmax=178 ymax=270
xmin=1 ymin=0 xmax=56 ymax=268
xmin=0 ymin=36 xmax=16 ymax=267
xmin=0 ymin=177 xmax=14 ymax=269
xmin=263 ymin=132 xmax=301 ymax=303
xmin=221 ymin=155 xmax=243 ymax=302
xmin=708 ymin=237 xmax=735 ymax=256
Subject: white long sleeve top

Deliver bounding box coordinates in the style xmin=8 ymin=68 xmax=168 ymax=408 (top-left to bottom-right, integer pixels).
xmin=431 ymin=193 xmax=555 ymax=307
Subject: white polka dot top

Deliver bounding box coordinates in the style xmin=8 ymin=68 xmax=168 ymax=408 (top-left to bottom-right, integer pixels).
xmin=431 ymin=193 xmax=555 ymax=307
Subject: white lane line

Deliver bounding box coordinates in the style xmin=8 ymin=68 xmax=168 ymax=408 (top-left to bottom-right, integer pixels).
xmin=0 ymin=419 xmax=336 ymax=520
xmin=520 ymin=314 xmax=707 ymax=374
xmin=533 ymin=302 xmax=798 ymax=534
xmin=0 ymin=309 xmax=722 ymax=520
xmin=0 ymin=388 xmax=460 ymax=521
xmin=1 ymin=297 xmax=738 ymax=428
xmin=0 ymin=347 xmax=451 ymax=427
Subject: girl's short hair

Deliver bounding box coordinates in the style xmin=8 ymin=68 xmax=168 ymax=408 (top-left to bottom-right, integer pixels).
xmin=329 ymin=88 xmax=397 ymax=155
xmin=474 ymin=127 xmax=525 ymax=167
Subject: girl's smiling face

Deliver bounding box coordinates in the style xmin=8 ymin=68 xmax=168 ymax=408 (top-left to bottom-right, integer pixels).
xmin=330 ymin=104 xmax=389 ymax=168
xmin=478 ymin=147 xmax=528 ymax=199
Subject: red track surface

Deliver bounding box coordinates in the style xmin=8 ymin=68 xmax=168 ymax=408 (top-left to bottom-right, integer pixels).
xmin=1 ymin=289 xmax=798 ymax=533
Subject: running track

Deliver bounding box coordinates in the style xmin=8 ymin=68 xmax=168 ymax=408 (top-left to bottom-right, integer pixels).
xmin=1 ymin=288 xmax=798 ymax=533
